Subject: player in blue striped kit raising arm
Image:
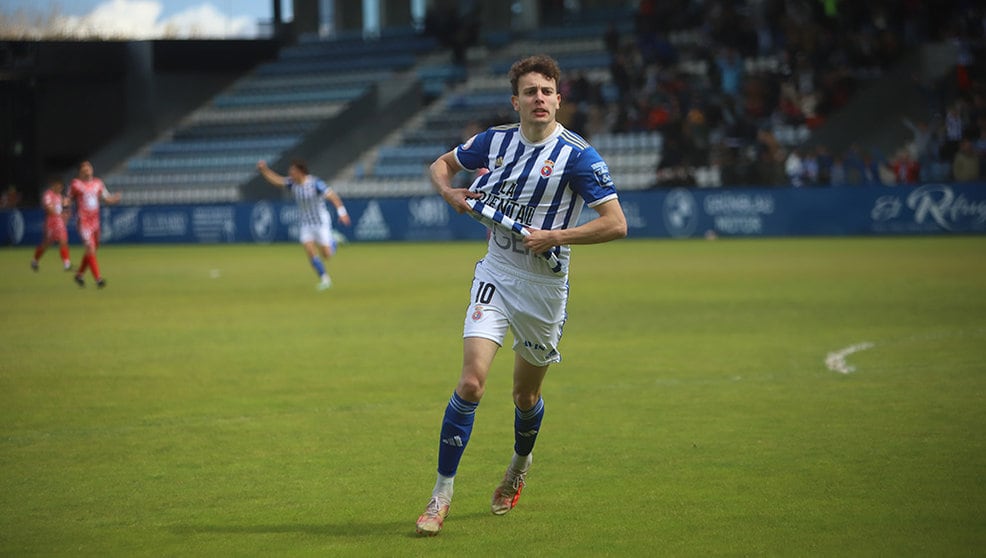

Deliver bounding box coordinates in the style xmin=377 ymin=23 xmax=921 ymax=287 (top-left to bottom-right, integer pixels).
xmin=415 ymin=54 xmax=628 ymax=536
xmin=257 ymin=159 xmax=351 ymax=290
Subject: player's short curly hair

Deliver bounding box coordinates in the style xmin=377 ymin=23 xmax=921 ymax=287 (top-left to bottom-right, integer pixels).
xmin=290 ymin=159 xmax=309 ymax=175
xmin=508 ymin=54 xmax=561 ymax=96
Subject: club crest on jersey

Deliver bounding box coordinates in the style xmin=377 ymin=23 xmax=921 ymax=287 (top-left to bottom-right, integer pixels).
xmin=540 ymin=159 xmax=555 ymax=178
xmin=471 ymin=305 xmax=484 ymax=321
xmin=494 ymin=156 xmax=504 ymax=168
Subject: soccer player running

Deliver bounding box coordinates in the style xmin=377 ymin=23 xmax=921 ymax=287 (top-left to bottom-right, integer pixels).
xmin=70 ymin=161 xmax=121 ymax=288
xmin=31 ymin=177 xmax=73 ymax=272
xmin=256 ymin=159 xmax=351 ymax=290
xmin=415 ymin=54 xmax=627 ymax=536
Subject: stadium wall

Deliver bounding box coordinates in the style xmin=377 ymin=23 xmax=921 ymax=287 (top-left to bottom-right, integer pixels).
xmin=4 ymin=184 xmax=985 ymax=247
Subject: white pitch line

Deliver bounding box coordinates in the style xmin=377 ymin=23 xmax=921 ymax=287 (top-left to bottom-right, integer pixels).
xmin=825 ymin=342 xmax=875 ymax=374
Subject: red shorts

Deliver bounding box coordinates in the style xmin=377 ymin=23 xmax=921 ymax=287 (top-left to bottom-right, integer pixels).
xmin=79 ymin=224 xmax=101 ymax=249
xmin=44 ymin=218 xmax=68 ymax=244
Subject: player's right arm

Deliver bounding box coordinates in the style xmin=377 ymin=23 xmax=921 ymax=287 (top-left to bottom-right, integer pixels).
xmin=430 ymin=150 xmax=480 ymax=214
xmin=323 ymin=188 xmax=351 ymax=227
xmin=256 ymin=161 xmax=287 ymax=188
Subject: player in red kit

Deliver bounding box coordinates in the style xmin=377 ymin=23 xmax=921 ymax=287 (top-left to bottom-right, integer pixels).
xmin=69 ymin=161 xmax=121 ymax=288
xmin=31 ymin=177 xmax=73 ymax=272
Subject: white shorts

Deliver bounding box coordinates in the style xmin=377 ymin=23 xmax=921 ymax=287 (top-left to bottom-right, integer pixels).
xmin=462 ymin=259 xmax=568 ymax=366
xmin=299 ymin=223 xmax=335 ymax=251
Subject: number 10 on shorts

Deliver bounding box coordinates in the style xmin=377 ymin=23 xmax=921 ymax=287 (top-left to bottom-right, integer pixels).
xmin=475 ymin=281 xmax=496 ymax=304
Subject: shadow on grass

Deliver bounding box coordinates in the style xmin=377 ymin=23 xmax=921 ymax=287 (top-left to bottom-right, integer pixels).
xmin=171 ymin=511 xmax=493 ymax=539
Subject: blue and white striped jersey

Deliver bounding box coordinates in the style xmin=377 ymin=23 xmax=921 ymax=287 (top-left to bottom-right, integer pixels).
xmin=456 ymin=123 xmax=618 ymax=278
xmin=286 ymin=175 xmax=332 ymax=227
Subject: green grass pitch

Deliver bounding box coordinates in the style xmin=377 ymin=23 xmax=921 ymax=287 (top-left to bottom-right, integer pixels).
xmin=1 ymin=236 xmax=984 ymax=556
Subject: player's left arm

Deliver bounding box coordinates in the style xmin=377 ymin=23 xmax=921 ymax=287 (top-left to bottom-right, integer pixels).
xmin=523 ymin=150 xmax=627 ymax=253
xmin=101 ymin=184 xmax=122 ymax=204
xmin=61 ymin=195 xmax=72 ymax=220
xmin=323 ymin=189 xmax=351 ymax=226
xmin=523 ymin=199 xmax=627 ymax=254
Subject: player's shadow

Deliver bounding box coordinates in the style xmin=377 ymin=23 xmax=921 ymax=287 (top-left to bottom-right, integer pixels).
xmin=171 ymin=511 xmax=491 ymax=539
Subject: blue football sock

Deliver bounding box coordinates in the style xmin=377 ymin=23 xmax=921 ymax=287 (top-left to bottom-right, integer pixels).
xmin=514 ymin=397 xmax=544 ymax=456
xmin=437 ymin=392 xmax=478 ymax=477
xmin=310 ymin=256 xmax=326 ymax=277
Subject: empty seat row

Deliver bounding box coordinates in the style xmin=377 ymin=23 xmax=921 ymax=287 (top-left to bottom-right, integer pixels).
xmin=417 ymin=64 xmax=468 ymax=82
xmin=128 ymin=153 xmax=278 ymax=172
xmin=212 ymin=86 xmax=368 ymax=108
xmin=151 ymin=136 xmax=299 ymax=155
xmin=377 ymin=144 xmax=447 ymax=162
xmin=187 ymin=103 xmax=345 ymax=125
xmin=421 ymin=111 xmax=473 ymax=130
xmin=280 ymin=35 xmax=438 ymax=60
xmin=447 ymin=92 xmax=508 ymax=110
xmin=174 ymin=122 xmax=316 ymax=140
xmin=490 ymin=50 xmax=611 ymax=75
xmin=255 ymin=53 xmax=416 ymax=76
xmin=231 ymin=70 xmax=391 ymax=95
xmin=401 ymin=128 xmax=460 ymax=147
xmin=106 ymin=170 xmax=254 ymax=187
xmin=368 ymin=163 xmax=428 ymax=179
xmin=533 ymin=24 xmax=618 ymax=42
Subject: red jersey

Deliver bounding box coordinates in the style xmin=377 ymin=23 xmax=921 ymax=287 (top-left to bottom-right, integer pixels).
xmin=42 ymin=189 xmax=65 ymax=223
xmin=70 ymin=177 xmax=108 ymax=229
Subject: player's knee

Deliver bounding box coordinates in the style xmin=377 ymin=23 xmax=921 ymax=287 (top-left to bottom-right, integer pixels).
xmin=456 ymin=375 xmax=485 ymax=401
xmin=513 ymin=390 xmax=541 ymax=411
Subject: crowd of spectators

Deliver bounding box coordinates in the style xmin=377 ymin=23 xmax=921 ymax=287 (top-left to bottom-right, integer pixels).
xmin=555 ymin=0 xmax=986 ymax=187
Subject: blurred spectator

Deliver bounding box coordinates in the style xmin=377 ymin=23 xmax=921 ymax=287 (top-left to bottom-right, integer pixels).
xmin=974 ymin=127 xmax=986 ymax=159
xmin=604 ymin=22 xmax=621 ymax=55
xmin=752 ymin=146 xmax=786 ymax=186
xmin=902 ymin=117 xmax=941 ymax=169
xmin=681 ymin=107 xmax=710 ymax=165
xmin=539 ymin=0 xmax=565 ymax=27
xmin=890 ymin=148 xmax=921 ymax=185
xmin=424 ymin=0 xmax=478 ymax=65
xmin=828 ymin=152 xmax=849 ymax=186
xmin=0 ymin=186 xmax=20 ymax=208
xmin=845 ymin=147 xmax=888 ymax=186
xmin=610 ymin=51 xmax=633 ymax=104
xmin=716 ymin=48 xmax=744 ymax=98
xmin=952 ymin=139 xmax=981 ymax=182
xmin=551 ymin=0 xmax=980 ymax=188
xmin=940 ymin=101 xmax=966 ymax=161
xmin=655 ymin=133 xmax=692 ymax=186
xmin=802 ymin=147 xmax=821 ymax=185
xmin=785 ymin=147 xmax=807 ymax=186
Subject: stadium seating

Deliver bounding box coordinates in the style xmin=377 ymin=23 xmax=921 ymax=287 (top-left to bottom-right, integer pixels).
xmin=333 ymin=12 xmax=657 ymax=197
xmin=104 ymin=30 xmax=447 ymax=204
xmin=107 ymin=0 xmax=943 ymax=202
